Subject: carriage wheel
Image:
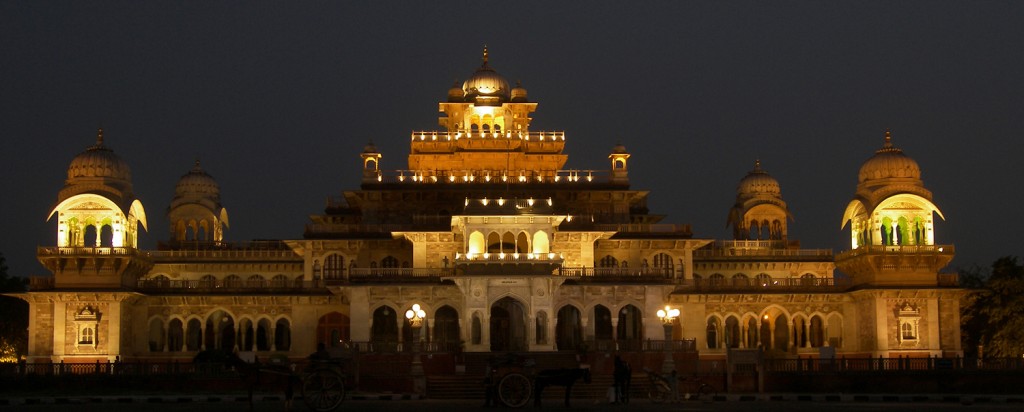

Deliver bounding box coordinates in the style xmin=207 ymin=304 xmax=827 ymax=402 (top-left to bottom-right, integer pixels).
xmin=648 ymin=383 xmax=668 ymax=403
xmin=497 ymin=373 xmax=532 ymax=408
xmin=698 ymin=383 xmax=716 ymax=401
xmin=302 ymin=369 xmax=346 ymax=412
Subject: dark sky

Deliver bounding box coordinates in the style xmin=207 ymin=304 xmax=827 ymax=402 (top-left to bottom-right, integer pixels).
xmin=2 ymin=1 xmax=1022 ymax=278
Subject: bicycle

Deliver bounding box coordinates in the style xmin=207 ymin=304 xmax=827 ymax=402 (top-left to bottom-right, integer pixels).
xmin=679 ymin=374 xmax=717 ymax=402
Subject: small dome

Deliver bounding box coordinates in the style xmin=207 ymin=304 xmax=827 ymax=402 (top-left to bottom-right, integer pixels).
xmin=858 ymin=131 xmax=921 ymax=183
xmin=462 ymin=46 xmax=510 ymax=100
xmin=362 ymin=141 xmax=379 ymax=153
xmin=510 ymin=80 xmax=528 ymax=102
xmin=611 ymin=143 xmax=628 ymax=154
xmin=447 ymin=81 xmax=465 ymax=102
xmin=737 ymin=160 xmax=781 ymax=196
xmin=66 ymin=128 xmax=131 ymax=182
xmin=174 ymin=160 xmax=220 ymax=199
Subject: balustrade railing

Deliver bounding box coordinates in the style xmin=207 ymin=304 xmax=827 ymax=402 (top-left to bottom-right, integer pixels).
xmin=683 ymin=277 xmax=851 ymax=292
xmin=559 ymin=266 xmax=674 ymax=279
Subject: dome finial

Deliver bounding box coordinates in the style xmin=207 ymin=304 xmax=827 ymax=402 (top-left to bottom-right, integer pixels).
xmin=754 ymin=159 xmax=762 ymax=171
xmin=883 ymin=129 xmax=892 ymax=148
xmin=482 ymin=45 xmax=489 ymax=66
xmin=96 ymin=127 xmax=104 ymax=146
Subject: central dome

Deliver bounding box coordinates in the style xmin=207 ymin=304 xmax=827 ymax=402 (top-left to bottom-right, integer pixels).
xmin=737 ymin=160 xmax=781 ymax=196
xmin=858 ymin=131 xmax=921 ymax=183
xmin=66 ymin=128 xmax=131 ymax=182
xmin=462 ymin=46 xmax=510 ymax=100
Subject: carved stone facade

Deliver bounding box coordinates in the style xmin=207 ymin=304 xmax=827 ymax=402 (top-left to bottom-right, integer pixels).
xmin=19 ymin=49 xmax=963 ymax=363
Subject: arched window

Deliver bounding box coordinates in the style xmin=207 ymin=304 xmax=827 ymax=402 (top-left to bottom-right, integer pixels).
xmin=709 ymin=273 xmax=725 ymax=286
xmin=246 ymin=274 xmax=264 ymax=287
xmin=316 ymin=312 xmax=350 ymax=348
xmin=148 ymin=318 xmax=164 ymax=352
xmin=381 ymin=256 xmax=399 ymax=268
xmin=168 ymin=319 xmax=184 ymax=351
xmin=224 ymin=275 xmax=241 ymax=288
xmin=272 ymin=274 xmax=289 ymax=287
xmin=555 ymin=305 xmax=582 ymax=351
xmin=324 ymin=254 xmax=344 ymax=279
xmin=725 ymin=316 xmax=740 ymax=348
xmin=732 ymin=273 xmax=749 ymax=286
xmin=255 ymin=319 xmax=272 ymax=351
xmin=652 ymin=253 xmax=671 ymax=267
xmin=706 ymin=318 xmax=720 ymax=349
xmin=200 ymin=274 xmax=216 ymax=288
xmin=755 ymin=273 xmax=772 ymax=286
xmin=800 ymin=273 xmax=816 ymax=286
xmin=599 ymin=255 xmax=618 ymax=267
xmin=186 ymin=319 xmax=203 ymax=351
xmin=433 ymin=306 xmax=460 ymax=349
xmin=275 ymin=318 xmax=291 ymax=351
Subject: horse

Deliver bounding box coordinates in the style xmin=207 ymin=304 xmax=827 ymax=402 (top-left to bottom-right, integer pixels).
xmin=533 ymin=367 xmax=591 ymax=407
xmin=193 ymin=350 xmax=297 ymax=411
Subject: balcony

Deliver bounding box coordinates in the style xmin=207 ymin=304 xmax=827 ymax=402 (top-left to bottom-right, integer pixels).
xmin=694 ymin=241 xmax=832 ymax=261
xmin=836 ymin=244 xmax=955 ymax=260
xmin=37 ymin=246 xmax=149 ymax=257
xmin=358 ymin=168 xmax=614 ymax=185
xmin=455 ymin=252 xmax=563 ymax=276
xmin=558 ymin=267 xmax=675 ymax=283
xmin=677 ymin=277 xmax=853 ymax=293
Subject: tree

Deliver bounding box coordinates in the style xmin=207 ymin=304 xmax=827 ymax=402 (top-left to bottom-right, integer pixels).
xmin=961 ymin=256 xmax=1024 ymax=358
xmin=0 ymin=252 xmax=28 ymax=362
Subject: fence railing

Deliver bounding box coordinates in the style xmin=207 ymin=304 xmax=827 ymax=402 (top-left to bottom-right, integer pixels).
xmin=763 ymin=356 xmax=1024 ymax=373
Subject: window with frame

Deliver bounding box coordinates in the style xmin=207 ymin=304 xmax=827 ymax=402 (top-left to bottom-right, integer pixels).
xmin=896 ymin=302 xmax=921 ymax=343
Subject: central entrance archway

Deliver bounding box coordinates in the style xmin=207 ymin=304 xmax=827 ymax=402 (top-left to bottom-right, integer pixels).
xmin=490 ymin=297 xmax=527 ymax=352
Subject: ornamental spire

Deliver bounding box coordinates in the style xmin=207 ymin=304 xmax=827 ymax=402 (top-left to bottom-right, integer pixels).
xmin=883 ymin=129 xmax=892 ymax=148
xmin=482 ymin=45 xmax=489 ymax=67
xmin=96 ymin=127 xmax=104 ymax=146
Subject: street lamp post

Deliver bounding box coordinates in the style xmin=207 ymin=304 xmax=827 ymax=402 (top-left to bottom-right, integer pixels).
xmin=406 ymin=303 xmax=427 ymax=395
xmin=657 ymin=305 xmax=680 ymax=374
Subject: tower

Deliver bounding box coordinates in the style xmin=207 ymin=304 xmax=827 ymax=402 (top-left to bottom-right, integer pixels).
xmin=30 ymin=128 xmax=152 ymax=362
xmin=837 ymin=131 xmax=960 ymax=358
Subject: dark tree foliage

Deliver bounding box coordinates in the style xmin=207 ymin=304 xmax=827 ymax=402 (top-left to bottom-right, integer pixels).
xmin=0 ymin=252 xmax=29 ymax=359
xmin=961 ymin=256 xmax=1024 ymax=358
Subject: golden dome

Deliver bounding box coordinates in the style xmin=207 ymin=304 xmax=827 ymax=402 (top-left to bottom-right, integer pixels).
xmin=66 ymin=128 xmax=131 ymax=182
xmin=858 ymin=131 xmax=921 ymax=183
xmin=462 ymin=46 xmax=510 ymax=100
xmin=737 ymin=160 xmax=781 ymax=196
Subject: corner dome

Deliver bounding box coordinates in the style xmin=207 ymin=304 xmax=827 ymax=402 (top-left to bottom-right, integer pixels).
xmin=462 ymin=46 xmax=510 ymax=100
xmin=737 ymin=160 xmax=781 ymax=196
xmin=66 ymin=128 xmax=131 ymax=182
xmin=174 ymin=160 xmax=220 ymax=200
xmin=858 ymin=131 xmax=921 ymax=183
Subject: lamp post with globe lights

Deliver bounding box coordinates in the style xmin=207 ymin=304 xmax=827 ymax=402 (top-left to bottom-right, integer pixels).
xmin=657 ymin=305 xmax=680 ymax=374
xmin=406 ymin=303 xmax=427 ymax=395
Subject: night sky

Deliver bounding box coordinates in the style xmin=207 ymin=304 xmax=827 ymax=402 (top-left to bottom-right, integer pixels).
xmin=2 ymin=1 xmax=1022 ymax=278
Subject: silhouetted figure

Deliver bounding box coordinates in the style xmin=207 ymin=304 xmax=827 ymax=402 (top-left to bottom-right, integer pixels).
xmin=533 ymin=368 xmax=591 ymax=407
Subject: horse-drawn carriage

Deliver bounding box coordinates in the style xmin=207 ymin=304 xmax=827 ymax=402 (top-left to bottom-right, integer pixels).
xmin=484 ymin=354 xmax=591 ymax=408
xmin=195 ymin=345 xmax=353 ymax=412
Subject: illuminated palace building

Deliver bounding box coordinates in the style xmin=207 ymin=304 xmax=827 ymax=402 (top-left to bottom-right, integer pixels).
xmin=22 ymin=49 xmax=962 ymax=364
